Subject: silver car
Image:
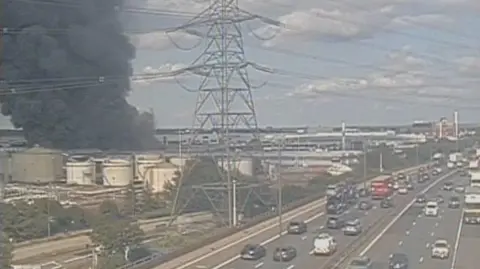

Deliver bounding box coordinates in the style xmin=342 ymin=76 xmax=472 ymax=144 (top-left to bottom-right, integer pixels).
xmin=347 ymin=256 xmax=373 ymax=269
xmin=343 ymin=219 xmax=362 ymax=236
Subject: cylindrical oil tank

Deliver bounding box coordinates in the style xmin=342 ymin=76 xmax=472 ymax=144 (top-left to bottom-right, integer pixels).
xmin=169 ymin=156 xmax=190 ymax=168
xmin=217 ymin=157 xmax=259 ymax=177
xmin=135 ymin=158 xmax=164 ymax=181
xmin=102 ymin=158 xmax=133 ymax=186
xmin=65 ymin=156 xmax=96 ymax=185
xmin=11 ymin=146 xmax=64 ymax=183
xmin=145 ymin=162 xmax=178 ymax=193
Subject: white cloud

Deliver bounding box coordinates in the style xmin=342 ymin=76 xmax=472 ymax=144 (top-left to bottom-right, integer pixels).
xmin=455 ymin=57 xmax=480 ymax=77
xmin=252 ymin=4 xmax=453 ymax=47
xmin=133 ymin=63 xmax=189 ymax=85
xmin=253 ymin=8 xmax=392 ymax=46
xmin=130 ymin=31 xmax=200 ymax=50
xmin=390 ymin=14 xmax=453 ymax=27
xmin=289 ymin=46 xmax=465 ymax=100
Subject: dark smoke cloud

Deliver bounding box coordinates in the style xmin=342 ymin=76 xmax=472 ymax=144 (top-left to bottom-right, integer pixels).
xmin=1 ymin=0 xmax=159 ymax=150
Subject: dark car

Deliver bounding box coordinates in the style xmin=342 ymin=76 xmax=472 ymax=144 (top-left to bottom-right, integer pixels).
xmin=389 ymin=253 xmax=409 ymax=269
xmin=443 ymin=181 xmax=453 ymax=191
xmin=397 ymin=173 xmax=406 ymax=180
xmin=358 ymin=188 xmax=369 ymax=198
xmin=240 ymin=244 xmax=266 ymax=260
xmin=272 ymin=246 xmax=297 ymax=262
xmin=358 ymin=201 xmax=373 ymax=210
xmin=435 ymin=194 xmax=445 ymax=204
xmin=287 ymin=221 xmax=307 ymax=234
xmin=448 ymin=196 xmax=461 ymax=208
xmin=422 ymin=173 xmax=430 ymax=180
xmin=415 ymin=194 xmax=426 ymax=204
xmin=326 ymin=216 xmax=344 ymax=229
xmin=460 ymin=170 xmax=468 ymax=177
xmin=380 ymin=197 xmax=394 ymax=208
xmin=432 ymin=169 xmax=440 ymax=176
xmin=406 ymin=181 xmax=414 ymax=190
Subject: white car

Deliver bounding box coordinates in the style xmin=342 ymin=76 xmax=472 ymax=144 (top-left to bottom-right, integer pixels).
xmin=393 ymin=182 xmax=400 ymax=190
xmin=424 ymin=201 xmax=439 ymax=217
xmin=431 ymin=239 xmax=450 ymax=259
xmin=398 ymin=186 xmax=408 ymax=194
xmin=313 ymin=233 xmax=337 ymax=255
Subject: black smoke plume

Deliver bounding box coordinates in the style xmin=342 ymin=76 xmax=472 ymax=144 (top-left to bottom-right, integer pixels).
xmin=1 ymin=0 xmax=158 ymax=150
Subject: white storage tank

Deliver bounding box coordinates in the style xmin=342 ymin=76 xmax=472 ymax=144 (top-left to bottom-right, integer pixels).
xmin=136 ymin=157 xmax=164 ymax=182
xmin=218 ymin=157 xmax=260 ymax=177
xmin=65 ymin=156 xmax=96 ymax=185
xmin=145 ymin=162 xmax=179 ymax=193
xmin=102 ymin=158 xmax=133 ymax=186
xmin=169 ymin=156 xmax=190 ymax=168
xmin=11 ymin=146 xmax=64 ymax=183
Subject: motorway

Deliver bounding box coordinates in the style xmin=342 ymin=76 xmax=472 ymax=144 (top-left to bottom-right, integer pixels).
xmin=151 ymin=165 xmax=433 ymax=269
xmin=360 ymin=172 xmax=480 ymax=269
xmin=200 ymin=170 xmax=456 ymax=269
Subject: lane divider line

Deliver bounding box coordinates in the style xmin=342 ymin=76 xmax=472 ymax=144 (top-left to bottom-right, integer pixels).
xmin=450 ymin=210 xmax=464 ymax=269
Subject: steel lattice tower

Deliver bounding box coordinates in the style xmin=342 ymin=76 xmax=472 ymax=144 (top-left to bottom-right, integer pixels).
xmin=167 ymin=0 xmax=278 ymax=227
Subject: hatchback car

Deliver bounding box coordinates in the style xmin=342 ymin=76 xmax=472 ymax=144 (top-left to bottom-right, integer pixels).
xmin=240 ymin=244 xmax=266 ymax=260
xmin=347 ymin=256 xmax=373 ymax=269
xmin=380 ymin=197 xmax=394 ymax=208
xmin=287 ymin=221 xmax=307 ymax=234
xmin=448 ymin=196 xmax=460 ymax=208
xmin=358 ymin=201 xmax=373 ymax=210
xmin=326 ymin=216 xmax=344 ymax=229
xmin=388 ymin=253 xmax=409 ymax=269
xmin=343 ymin=219 xmax=362 ymax=236
xmin=272 ymin=246 xmax=297 ymax=262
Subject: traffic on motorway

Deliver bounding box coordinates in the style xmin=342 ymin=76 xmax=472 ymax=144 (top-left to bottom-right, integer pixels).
xmin=187 ymin=163 xmax=478 ymax=269
xmin=172 ymin=164 xmax=465 ymax=269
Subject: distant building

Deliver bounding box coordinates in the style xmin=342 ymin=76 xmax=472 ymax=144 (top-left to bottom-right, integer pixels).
xmin=435 ymin=117 xmax=455 ymax=139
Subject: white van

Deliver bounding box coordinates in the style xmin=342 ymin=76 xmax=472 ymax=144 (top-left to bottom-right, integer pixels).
xmin=424 ymin=201 xmax=439 ymax=216
xmin=313 ymin=233 xmax=337 ymax=255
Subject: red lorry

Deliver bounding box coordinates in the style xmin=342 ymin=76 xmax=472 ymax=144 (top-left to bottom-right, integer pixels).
xmin=371 ymin=175 xmax=393 ymax=200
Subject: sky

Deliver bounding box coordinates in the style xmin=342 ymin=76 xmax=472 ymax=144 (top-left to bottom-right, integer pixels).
xmin=3 ymin=0 xmax=479 ymax=129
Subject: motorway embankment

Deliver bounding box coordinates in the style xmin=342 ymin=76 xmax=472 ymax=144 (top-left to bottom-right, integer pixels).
xmin=145 ymin=164 xmax=431 ymax=269
xmin=13 ymin=211 xmax=213 ymax=262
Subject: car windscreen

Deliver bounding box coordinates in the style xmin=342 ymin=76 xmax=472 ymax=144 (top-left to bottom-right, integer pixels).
xmin=427 ymin=204 xmax=437 ymax=208
xmin=434 ymin=242 xmax=447 ymax=248
xmin=450 ymin=197 xmax=459 ymax=201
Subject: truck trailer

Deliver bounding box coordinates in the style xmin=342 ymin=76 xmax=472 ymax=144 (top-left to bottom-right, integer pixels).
xmin=463 ymin=186 xmax=480 ymax=224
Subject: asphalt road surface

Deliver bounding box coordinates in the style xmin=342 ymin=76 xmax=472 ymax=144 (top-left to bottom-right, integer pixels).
xmin=363 ymin=173 xmax=468 ymax=269
xmin=183 ymin=169 xmax=454 ymax=269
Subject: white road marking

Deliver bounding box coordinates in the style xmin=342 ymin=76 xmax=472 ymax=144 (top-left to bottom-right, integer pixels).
xmin=412 ymin=221 xmax=416 ymax=226
xmin=373 ymin=206 xmax=377 ymax=209
xmin=365 ymin=212 xmax=369 ymax=215
xmin=435 ymin=222 xmax=439 ymax=227
xmin=318 ymin=225 xmax=324 ymax=229
xmin=398 ymin=241 xmax=403 ymax=246
xmin=450 ymin=211 xmax=464 ymax=269
xmin=196 ymin=266 xmax=207 ymax=269
xmin=406 ymin=230 xmax=410 ymax=235
xmin=309 ymin=249 xmax=314 ymax=255
xmin=419 ymin=257 xmax=424 ymax=263
xmin=430 ymin=232 xmax=435 ymax=237
xmin=426 ymin=243 xmax=430 ymax=248
xmin=254 ymin=262 xmax=264 ymax=268
xmin=286 ymin=265 xmax=295 ymax=269
xmin=301 ymin=236 xmax=307 ymax=240
xmin=358 ymin=170 xmax=456 ymax=256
